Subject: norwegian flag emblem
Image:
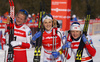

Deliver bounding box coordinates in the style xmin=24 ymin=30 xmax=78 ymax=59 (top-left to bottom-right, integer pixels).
xmin=74 ymin=27 xmax=77 ymax=29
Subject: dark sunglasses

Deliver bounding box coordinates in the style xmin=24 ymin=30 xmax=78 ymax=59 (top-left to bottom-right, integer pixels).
xmin=19 ymin=9 xmax=28 ymax=17
xmin=42 ymin=14 xmax=53 ymax=19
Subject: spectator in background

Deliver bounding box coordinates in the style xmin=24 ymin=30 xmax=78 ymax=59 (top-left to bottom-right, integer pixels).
xmin=4 ymin=11 xmax=9 ymax=18
xmin=96 ymin=15 xmax=100 ymax=20
xmin=35 ymin=15 xmax=39 ymax=23
xmin=27 ymin=14 xmax=32 ymax=23
xmin=31 ymin=13 xmax=36 ymax=23
xmin=71 ymin=14 xmax=78 ymax=21
xmin=0 ymin=16 xmax=2 ymax=23
xmin=2 ymin=11 xmax=10 ymax=23
xmin=34 ymin=13 xmax=39 ymax=23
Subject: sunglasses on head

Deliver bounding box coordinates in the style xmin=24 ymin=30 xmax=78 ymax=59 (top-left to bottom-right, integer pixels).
xmin=42 ymin=14 xmax=53 ymax=19
xmin=19 ymin=9 xmax=28 ymax=17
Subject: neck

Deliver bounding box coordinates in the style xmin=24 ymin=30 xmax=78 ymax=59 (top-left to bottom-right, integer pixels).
xmin=45 ymin=28 xmax=52 ymax=33
xmin=72 ymin=35 xmax=81 ymax=41
xmin=15 ymin=22 xmax=23 ymax=28
xmin=15 ymin=22 xmax=23 ymax=26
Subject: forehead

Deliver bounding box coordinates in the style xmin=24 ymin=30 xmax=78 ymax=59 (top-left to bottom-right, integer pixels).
xmin=43 ymin=19 xmax=52 ymax=22
xmin=17 ymin=13 xmax=26 ymax=18
xmin=71 ymin=30 xmax=81 ymax=32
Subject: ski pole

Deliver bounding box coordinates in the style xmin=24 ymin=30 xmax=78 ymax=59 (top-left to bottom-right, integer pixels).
xmin=4 ymin=32 xmax=9 ymax=62
xmin=52 ymin=27 xmax=57 ymax=62
xmin=52 ymin=36 xmax=56 ymax=62
xmin=64 ymin=33 xmax=72 ymax=62
xmin=64 ymin=48 xmax=68 ymax=62
xmin=55 ymin=36 xmax=56 ymax=51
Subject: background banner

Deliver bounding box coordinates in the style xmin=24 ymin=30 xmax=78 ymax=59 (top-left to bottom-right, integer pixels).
xmin=0 ymin=31 xmax=2 ymax=49
xmin=51 ymin=0 xmax=71 ymax=31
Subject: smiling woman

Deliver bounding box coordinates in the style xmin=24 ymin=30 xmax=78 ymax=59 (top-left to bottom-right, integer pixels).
xmin=62 ymin=22 xmax=96 ymax=62
xmin=16 ymin=9 xmax=28 ymax=25
xmin=2 ymin=9 xmax=32 ymax=62
xmin=36 ymin=13 xmax=66 ymax=62
xmin=43 ymin=18 xmax=53 ymax=31
xmin=70 ymin=22 xmax=82 ymax=39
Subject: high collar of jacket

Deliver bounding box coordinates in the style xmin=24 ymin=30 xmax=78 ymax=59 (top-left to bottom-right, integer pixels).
xmin=72 ymin=35 xmax=81 ymax=41
xmin=15 ymin=22 xmax=23 ymax=28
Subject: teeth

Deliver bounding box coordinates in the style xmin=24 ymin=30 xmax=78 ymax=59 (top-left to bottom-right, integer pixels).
xmin=47 ymin=26 xmax=50 ymax=28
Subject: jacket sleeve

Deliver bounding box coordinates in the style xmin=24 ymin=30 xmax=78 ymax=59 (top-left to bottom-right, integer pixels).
xmin=85 ymin=35 xmax=96 ymax=57
xmin=21 ymin=42 xmax=30 ymax=49
xmin=2 ymin=32 xmax=8 ymax=50
xmin=20 ymin=27 xmax=32 ymax=49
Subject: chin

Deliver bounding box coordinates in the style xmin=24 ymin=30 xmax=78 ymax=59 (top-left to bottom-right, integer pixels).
xmin=46 ymin=28 xmax=51 ymax=30
xmin=16 ymin=22 xmax=21 ymax=25
xmin=46 ymin=29 xmax=51 ymax=31
xmin=73 ymin=37 xmax=78 ymax=39
xmin=16 ymin=23 xmax=20 ymax=25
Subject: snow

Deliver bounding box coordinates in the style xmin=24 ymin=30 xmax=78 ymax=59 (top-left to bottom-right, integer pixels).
xmin=0 ymin=35 xmax=100 ymax=62
xmin=91 ymin=35 xmax=100 ymax=62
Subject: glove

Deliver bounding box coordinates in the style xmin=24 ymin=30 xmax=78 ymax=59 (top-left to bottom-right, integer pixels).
xmin=52 ymin=51 xmax=60 ymax=58
xmin=62 ymin=36 xmax=67 ymax=44
xmin=11 ymin=41 xmax=22 ymax=47
xmin=62 ymin=42 xmax=71 ymax=50
xmin=82 ymin=34 xmax=89 ymax=44
xmin=30 ymin=40 xmax=36 ymax=45
xmin=3 ymin=45 xmax=9 ymax=50
xmin=32 ymin=31 xmax=41 ymax=41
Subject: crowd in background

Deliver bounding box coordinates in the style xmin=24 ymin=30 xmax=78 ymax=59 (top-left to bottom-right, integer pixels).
xmin=1 ymin=11 xmax=100 ymax=24
xmin=0 ymin=11 xmax=39 ymax=24
xmin=0 ymin=11 xmax=80 ymax=24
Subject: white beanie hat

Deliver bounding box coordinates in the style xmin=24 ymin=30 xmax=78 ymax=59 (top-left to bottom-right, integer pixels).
xmin=28 ymin=14 xmax=31 ymax=18
xmin=42 ymin=14 xmax=53 ymax=22
xmin=72 ymin=14 xmax=76 ymax=18
xmin=70 ymin=22 xmax=82 ymax=31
